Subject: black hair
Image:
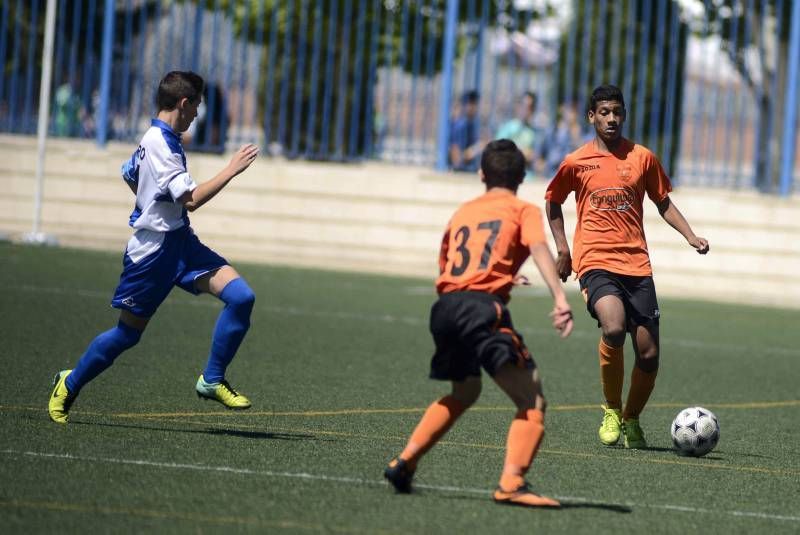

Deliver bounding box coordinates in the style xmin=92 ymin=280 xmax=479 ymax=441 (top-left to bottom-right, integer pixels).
xmin=156 ymin=71 xmax=204 ymax=111
xmin=481 ymin=139 xmax=526 ymax=190
xmin=587 ymin=84 xmax=625 ymax=113
xmin=460 ymin=89 xmax=480 ymax=105
xmin=522 ymin=91 xmax=537 ymax=107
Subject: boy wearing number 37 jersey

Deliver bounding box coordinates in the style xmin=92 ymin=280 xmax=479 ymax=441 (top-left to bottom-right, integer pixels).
xmin=384 ymin=139 xmax=574 ymax=508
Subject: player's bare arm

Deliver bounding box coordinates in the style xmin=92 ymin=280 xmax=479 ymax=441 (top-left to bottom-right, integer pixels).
xmin=530 ymin=242 xmax=573 ymax=338
xmin=655 ymin=196 xmax=710 ymax=254
xmin=545 ymin=200 xmax=573 ymax=281
xmin=180 ymin=143 xmax=259 ymax=212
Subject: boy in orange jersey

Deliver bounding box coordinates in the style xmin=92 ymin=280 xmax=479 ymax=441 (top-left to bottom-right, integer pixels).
xmin=384 ymin=139 xmax=574 ymax=508
xmin=545 ymin=85 xmax=709 ymax=449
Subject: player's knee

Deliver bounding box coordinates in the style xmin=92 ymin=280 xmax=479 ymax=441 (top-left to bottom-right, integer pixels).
xmin=636 ymin=351 xmax=659 ymax=373
xmin=508 ymin=387 xmax=542 ymax=412
xmin=452 ymin=379 xmax=482 ymax=407
xmin=97 ymin=321 xmax=141 ymax=357
xmin=222 ymin=278 xmax=256 ymax=315
xmin=601 ymin=324 xmax=626 ymax=346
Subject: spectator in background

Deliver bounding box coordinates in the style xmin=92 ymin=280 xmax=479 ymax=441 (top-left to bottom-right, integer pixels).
xmin=496 ymin=91 xmax=544 ymax=180
xmin=449 ymin=90 xmax=484 ymax=172
xmin=185 ymin=83 xmax=229 ymax=154
xmin=540 ymin=100 xmax=592 ymax=177
xmin=372 ymin=102 xmax=388 ymax=157
xmin=53 ymin=82 xmax=83 ymax=137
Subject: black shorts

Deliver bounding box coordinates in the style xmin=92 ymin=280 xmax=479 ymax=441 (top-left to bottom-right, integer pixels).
xmin=428 ymin=291 xmax=535 ymax=382
xmin=579 ymin=269 xmax=660 ymax=328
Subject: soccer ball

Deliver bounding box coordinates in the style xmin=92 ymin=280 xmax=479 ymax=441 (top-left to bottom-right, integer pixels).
xmin=670 ymin=407 xmax=719 ymax=457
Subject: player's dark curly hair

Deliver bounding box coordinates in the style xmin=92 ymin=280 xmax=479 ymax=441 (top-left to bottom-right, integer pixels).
xmin=481 ymin=139 xmax=526 ymax=191
xmin=588 ymin=84 xmax=625 ymax=113
xmin=156 ymin=71 xmax=204 ymax=111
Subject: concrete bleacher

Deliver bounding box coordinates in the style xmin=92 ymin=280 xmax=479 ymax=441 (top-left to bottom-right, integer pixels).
xmin=2 ymin=134 xmax=798 ymax=309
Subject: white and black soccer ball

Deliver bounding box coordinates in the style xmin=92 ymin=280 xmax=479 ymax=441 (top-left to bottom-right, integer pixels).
xmin=671 ymin=406 xmax=720 ymax=457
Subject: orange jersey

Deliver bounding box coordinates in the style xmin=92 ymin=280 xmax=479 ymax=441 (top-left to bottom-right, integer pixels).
xmin=544 ymin=138 xmax=672 ymax=278
xmin=436 ymin=189 xmax=546 ymax=301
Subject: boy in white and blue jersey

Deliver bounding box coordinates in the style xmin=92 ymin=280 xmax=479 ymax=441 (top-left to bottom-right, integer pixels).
xmin=49 ymin=71 xmax=260 ymax=423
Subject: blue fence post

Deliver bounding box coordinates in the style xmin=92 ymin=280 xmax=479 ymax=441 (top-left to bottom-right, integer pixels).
xmin=778 ymin=0 xmax=800 ymax=196
xmin=96 ymin=0 xmax=115 ymax=146
xmin=435 ymin=0 xmax=459 ymax=172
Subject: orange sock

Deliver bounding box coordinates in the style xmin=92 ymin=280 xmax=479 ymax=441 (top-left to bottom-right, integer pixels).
xmin=399 ymin=396 xmax=466 ymax=468
xmin=599 ymin=338 xmax=624 ymax=409
xmin=498 ymin=408 xmax=545 ymax=492
xmin=623 ymin=365 xmax=658 ymax=420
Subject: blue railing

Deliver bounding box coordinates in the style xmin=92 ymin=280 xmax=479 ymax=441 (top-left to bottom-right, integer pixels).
xmin=1 ymin=0 xmax=798 ymax=195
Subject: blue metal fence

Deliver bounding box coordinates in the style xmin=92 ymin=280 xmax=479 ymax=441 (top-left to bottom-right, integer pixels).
xmin=1 ymin=0 xmax=799 ymax=195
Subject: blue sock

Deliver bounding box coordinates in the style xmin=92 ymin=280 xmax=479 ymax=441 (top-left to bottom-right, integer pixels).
xmin=202 ymin=278 xmax=255 ymax=383
xmin=66 ymin=321 xmax=143 ymax=393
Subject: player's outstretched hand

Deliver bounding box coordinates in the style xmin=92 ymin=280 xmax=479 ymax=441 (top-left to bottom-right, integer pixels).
xmin=555 ymin=250 xmax=572 ymax=282
xmin=549 ymin=305 xmax=574 ymax=338
xmin=689 ymin=236 xmax=709 ymax=255
xmin=228 ymin=143 xmax=260 ymax=176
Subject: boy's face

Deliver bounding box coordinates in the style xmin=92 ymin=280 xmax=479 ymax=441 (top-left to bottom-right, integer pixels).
xmin=464 ymin=100 xmax=479 ymax=118
xmin=588 ymin=100 xmax=625 ymax=143
xmin=517 ymin=96 xmax=535 ymax=121
xmin=175 ymin=96 xmax=201 ymax=133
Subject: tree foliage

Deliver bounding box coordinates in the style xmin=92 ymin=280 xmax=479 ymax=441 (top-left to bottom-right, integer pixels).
xmin=183 ymin=0 xmax=532 ymax=159
xmin=703 ymin=0 xmax=793 ymax=191
xmin=556 ymin=0 xmax=689 ymax=175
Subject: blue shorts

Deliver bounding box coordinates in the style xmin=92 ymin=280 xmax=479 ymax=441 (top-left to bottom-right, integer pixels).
xmin=111 ymin=226 xmax=228 ymax=318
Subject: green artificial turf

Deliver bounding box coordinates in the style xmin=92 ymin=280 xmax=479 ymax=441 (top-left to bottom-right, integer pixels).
xmin=1 ymin=243 xmax=798 ymax=534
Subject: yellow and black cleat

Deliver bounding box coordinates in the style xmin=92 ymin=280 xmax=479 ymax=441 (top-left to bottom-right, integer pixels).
xmin=48 ymin=370 xmax=76 ymax=424
xmin=195 ymin=375 xmax=251 ymax=410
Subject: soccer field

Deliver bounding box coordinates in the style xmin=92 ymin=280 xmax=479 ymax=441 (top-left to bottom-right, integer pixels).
xmin=1 ymin=243 xmax=798 ymax=534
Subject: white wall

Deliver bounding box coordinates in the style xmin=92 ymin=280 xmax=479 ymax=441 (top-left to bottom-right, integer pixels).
xmin=2 ymin=135 xmax=798 ymax=309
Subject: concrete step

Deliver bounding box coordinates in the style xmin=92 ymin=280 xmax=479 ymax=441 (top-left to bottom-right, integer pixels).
xmin=3 ymin=134 xmax=799 ymax=309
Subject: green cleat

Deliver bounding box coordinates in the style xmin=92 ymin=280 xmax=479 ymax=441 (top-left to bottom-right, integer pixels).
xmin=598 ymin=405 xmax=622 ymax=446
xmin=622 ymin=418 xmax=647 ymax=449
xmin=195 ymin=375 xmax=251 ymax=410
xmin=48 ymin=370 xmax=76 ymax=424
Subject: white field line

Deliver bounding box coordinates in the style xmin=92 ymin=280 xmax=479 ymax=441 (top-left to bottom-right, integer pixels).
xmin=13 ymin=283 xmax=800 ymax=357
xmin=2 ymin=449 xmax=799 ymax=524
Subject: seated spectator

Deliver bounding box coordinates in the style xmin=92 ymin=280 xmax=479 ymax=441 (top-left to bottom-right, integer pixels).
xmin=53 ymin=82 xmax=82 ymax=137
xmin=496 ymin=91 xmax=544 ymax=179
xmin=540 ymin=100 xmax=593 ymax=177
xmin=448 ymin=90 xmax=484 ymax=172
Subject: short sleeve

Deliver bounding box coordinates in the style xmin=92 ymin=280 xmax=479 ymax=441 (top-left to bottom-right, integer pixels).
xmin=149 ymin=143 xmax=197 ymax=202
xmin=644 ymin=152 xmax=672 ymax=203
xmin=120 ymin=149 xmax=140 ymax=188
xmin=520 ymin=204 xmax=546 ymax=247
xmin=544 ymin=158 xmax=576 ymax=203
xmin=438 ymin=223 xmax=451 ymax=275
xmin=167 ymin=171 xmax=197 ymax=201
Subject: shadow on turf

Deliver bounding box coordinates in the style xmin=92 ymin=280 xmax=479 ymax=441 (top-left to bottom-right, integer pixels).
xmin=638 ymin=446 xmax=678 ymax=453
xmin=70 ymin=420 xmax=322 ymax=441
xmin=429 ymin=493 xmax=631 ymax=513
xmin=558 ymin=502 xmax=632 ymax=513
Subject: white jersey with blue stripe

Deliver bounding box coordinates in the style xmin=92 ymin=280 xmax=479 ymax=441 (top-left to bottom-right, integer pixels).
xmin=120 ymin=119 xmax=198 ymax=263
